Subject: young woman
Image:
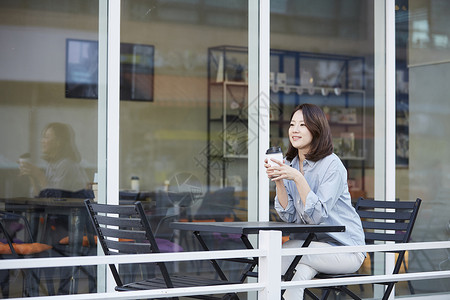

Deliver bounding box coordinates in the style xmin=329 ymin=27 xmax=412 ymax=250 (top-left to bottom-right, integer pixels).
xmin=264 ymin=103 xmax=365 ymax=300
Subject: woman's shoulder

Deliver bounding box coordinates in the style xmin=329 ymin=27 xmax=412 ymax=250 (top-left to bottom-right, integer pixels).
xmin=317 ymin=153 xmax=346 ymax=170
xmin=53 ymin=157 xmax=80 ymax=168
xmin=318 ymin=152 xmax=339 ymax=162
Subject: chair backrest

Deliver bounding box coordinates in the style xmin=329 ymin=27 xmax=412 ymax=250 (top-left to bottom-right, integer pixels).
xmin=195 ymin=187 xmax=237 ymax=221
xmin=84 ymin=199 xmax=173 ymax=288
xmin=356 ymin=197 xmax=421 ymax=276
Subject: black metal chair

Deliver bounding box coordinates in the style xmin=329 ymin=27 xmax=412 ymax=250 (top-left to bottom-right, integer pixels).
xmin=194 ymin=187 xmax=241 ymax=222
xmin=84 ymin=199 xmax=239 ymax=300
xmin=305 ymin=197 xmax=422 ymax=300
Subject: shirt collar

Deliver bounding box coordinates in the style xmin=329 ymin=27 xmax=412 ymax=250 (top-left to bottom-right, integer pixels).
xmin=289 ymin=155 xmax=316 ymax=168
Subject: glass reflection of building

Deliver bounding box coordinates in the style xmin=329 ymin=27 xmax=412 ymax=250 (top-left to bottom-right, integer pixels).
xmin=0 ymin=0 xmax=449 ymax=298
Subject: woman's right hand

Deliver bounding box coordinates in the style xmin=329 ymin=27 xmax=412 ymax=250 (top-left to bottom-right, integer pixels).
xmin=19 ymin=161 xmax=47 ymax=194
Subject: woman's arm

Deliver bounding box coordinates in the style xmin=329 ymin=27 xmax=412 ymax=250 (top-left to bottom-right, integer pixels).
xmin=274 ymin=180 xmax=288 ymax=208
xmin=303 ymin=169 xmax=345 ymax=224
xmin=265 ymin=157 xmax=289 ymax=208
xmin=267 ymin=158 xmax=311 ymax=206
xmin=292 ymin=172 xmax=310 ymax=206
xmin=19 ymin=161 xmax=47 ymax=195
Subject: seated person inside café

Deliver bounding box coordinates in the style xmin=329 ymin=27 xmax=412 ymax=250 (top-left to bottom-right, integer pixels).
xmin=19 ymin=122 xmax=89 ymax=197
xmin=18 ymin=122 xmax=90 ymax=294
xmin=264 ymin=103 xmax=365 ymax=300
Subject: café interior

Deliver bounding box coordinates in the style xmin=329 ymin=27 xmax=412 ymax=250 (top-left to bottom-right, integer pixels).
xmin=1 ymin=0 xmax=450 ymax=299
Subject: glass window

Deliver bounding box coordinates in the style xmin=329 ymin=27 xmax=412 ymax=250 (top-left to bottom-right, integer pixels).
xmin=396 ymin=0 xmax=450 ymax=296
xmin=269 ymin=0 xmax=374 ymax=207
xmin=0 ymin=0 xmax=99 ymax=297
xmin=270 ymin=0 xmax=376 ymax=297
xmin=119 ymin=0 xmax=249 ymax=284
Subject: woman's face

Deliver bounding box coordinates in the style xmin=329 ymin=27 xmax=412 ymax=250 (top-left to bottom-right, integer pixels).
xmin=289 ymin=110 xmax=313 ymax=153
xmin=41 ymin=127 xmax=58 ymax=156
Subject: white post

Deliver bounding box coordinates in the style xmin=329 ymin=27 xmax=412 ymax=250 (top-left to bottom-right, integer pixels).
xmin=248 ymin=0 xmax=270 ymax=224
xmin=258 ymin=230 xmax=282 ymax=300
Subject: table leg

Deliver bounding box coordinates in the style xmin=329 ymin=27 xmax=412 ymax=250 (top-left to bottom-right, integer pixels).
xmin=193 ymin=231 xmax=229 ymax=281
xmin=69 ymin=208 xmax=84 ymax=294
xmin=283 ymin=232 xmax=315 ymax=281
xmin=238 ymin=235 xmax=259 ymax=283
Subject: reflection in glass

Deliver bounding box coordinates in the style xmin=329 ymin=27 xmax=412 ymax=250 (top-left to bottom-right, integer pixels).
xmin=0 ymin=0 xmax=99 ymax=296
xmin=397 ymin=0 xmax=450 ymax=295
xmin=120 ymin=0 xmax=249 ymax=286
xmin=270 ymin=0 xmax=374 ymax=298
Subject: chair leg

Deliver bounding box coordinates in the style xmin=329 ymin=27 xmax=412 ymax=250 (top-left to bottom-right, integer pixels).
xmin=0 ymin=270 xmax=9 ymax=298
xmin=407 ymin=280 xmax=415 ymax=294
xmin=320 ymin=289 xmax=331 ymax=300
xmin=23 ymin=268 xmax=40 ymax=297
xmin=382 ymin=283 xmax=395 ymax=300
xmin=43 ymin=267 xmax=55 ymax=295
xmin=338 ymin=286 xmax=361 ymax=300
xmin=401 ymin=256 xmax=415 ymax=294
xmin=305 ymin=288 xmax=320 ymax=300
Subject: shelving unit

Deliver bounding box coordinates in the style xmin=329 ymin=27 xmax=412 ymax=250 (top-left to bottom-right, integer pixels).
xmin=207 ymin=46 xmax=367 ymax=199
xmin=207 ymin=46 xmax=249 ymax=191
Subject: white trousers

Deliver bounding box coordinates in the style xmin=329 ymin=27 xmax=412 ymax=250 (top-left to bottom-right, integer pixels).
xmin=281 ymin=239 xmax=365 ymax=300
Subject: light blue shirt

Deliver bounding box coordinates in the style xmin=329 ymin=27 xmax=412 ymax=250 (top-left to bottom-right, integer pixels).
xmin=275 ymin=153 xmax=365 ymax=247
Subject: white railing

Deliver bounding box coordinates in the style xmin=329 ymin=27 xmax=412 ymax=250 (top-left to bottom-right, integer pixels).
xmin=2 ymin=231 xmax=450 ymax=300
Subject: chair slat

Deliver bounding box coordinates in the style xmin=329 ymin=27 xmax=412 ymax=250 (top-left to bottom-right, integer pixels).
xmin=356 ymin=199 xmax=417 ymax=209
xmin=361 ymin=220 xmax=409 ymax=231
xmin=89 ymin=202 xmax=137 ymax=215
xmin=104 ymin=239 xmax=152 ymax=253
xmin=364 ymin=231 xmax=407 ymax=243
xmin=358 ymin=210 xmax=414 ymax=221
xmin=100 ymin=227 xmax=147 ymax=240
xmin=96 ymin=215 xmax=142 ymax=227
xmin=120 ymin=275 xmax=233 ymax=291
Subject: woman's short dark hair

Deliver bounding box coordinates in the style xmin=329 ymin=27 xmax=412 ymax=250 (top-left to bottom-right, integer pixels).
xmin=285 ymin=103 xmax=333 ymax=162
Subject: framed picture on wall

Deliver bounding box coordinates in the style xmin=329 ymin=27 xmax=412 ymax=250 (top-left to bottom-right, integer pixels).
xmin=65 ymin=39 xmax=154 ymax=101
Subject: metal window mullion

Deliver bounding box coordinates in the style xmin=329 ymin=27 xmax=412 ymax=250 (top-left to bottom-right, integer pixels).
xmin=102 ymin=0 xmax=121 ymax=293
xmin=106 ymin=0 xmax=120 ymax=207
xmin=374 ymin=0 xmax=387 ymax=298
xmin=385 ymin=2 xmax=397 ymax=299
xmin=248 ymin=0 xmax=270 ymax=223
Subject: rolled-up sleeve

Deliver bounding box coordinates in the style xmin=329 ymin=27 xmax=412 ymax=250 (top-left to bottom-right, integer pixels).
xmin=274 ymin=180 xmax=298 ymax=223
xmin=302 ymin=168 xmax=345 ymax=224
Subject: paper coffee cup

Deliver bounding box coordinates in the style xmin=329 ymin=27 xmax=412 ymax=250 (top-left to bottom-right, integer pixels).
xmin=19 ymin=153 xmax=31 ymax=166
xmin=266 ymin=146 xmax=283 ymax=167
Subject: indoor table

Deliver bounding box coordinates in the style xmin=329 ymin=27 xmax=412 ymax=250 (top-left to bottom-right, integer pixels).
xmin=170 ymin=221 xmax=345 ymax=283
xmin=1 ymin=197 xmax=94 ymax=294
